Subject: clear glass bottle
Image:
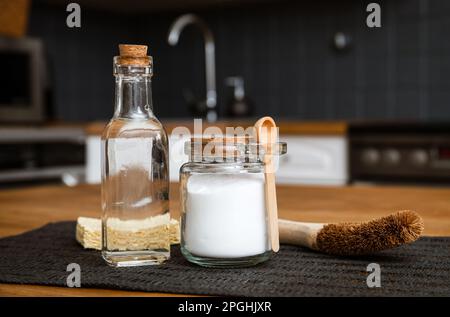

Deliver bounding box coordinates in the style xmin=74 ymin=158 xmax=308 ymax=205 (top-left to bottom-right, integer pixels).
xmin=179 ymin=137 xmax=286 ymax=268
xmin=101 ymin=45 xmax=170 ymax=267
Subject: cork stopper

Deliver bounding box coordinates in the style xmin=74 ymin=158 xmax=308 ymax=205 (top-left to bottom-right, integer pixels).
xmin=117 ymin=44 xmax=151 ymax=66
xmin=191 ymin=135 xmax=253 ymax=145
xmin=188 ymin=135 xmax=253 ymax=161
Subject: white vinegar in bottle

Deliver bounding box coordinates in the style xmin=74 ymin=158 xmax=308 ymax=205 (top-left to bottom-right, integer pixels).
xmin=101 ymin=44 xmax=170 ymax=267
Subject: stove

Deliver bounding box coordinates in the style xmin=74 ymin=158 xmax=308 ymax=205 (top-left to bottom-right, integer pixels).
xmin=349 ymin=122 xmax=450 ymax=184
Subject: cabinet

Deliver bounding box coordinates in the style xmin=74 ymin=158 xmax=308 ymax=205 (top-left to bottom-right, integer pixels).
xmin=277 ymin=136 xmax=348 ymax=185
xmin=86 ymin=133 xmax=348 ymax=185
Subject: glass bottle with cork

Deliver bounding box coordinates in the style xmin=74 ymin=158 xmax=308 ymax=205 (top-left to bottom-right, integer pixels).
xmin=101 ymin=44 xmax=170 ymax=267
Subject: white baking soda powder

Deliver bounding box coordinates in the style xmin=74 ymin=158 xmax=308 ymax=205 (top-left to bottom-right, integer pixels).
xmin=183 ymin=173 xmax=269 ymax=258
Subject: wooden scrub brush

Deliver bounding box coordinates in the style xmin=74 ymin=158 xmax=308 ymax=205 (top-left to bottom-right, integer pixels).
xmin=278 ymin=210 xmax=424 ymax=256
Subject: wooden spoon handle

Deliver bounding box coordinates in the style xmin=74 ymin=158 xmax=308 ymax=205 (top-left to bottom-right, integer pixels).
xmin=265 ymin=171 xmax=280 ymax=252
xmin=254 ymin=116 xmax=280 ymax=253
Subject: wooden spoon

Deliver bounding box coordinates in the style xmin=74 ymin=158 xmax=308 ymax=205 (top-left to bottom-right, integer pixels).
xmin=255 ymin=116 xmax=280 ymax=252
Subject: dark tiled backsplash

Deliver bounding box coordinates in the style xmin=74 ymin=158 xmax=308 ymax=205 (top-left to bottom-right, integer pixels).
xmin=29 ymin=0 xmax=450 ymax=121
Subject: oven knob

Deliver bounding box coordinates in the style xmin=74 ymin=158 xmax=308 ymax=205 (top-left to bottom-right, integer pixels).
xmin=361 ymin=148 xmax=380 ymax=166
xmin=410 ymin=149 xmax=428 ymax=166
xmin=383 ymin=149 xmax=401 ymax=165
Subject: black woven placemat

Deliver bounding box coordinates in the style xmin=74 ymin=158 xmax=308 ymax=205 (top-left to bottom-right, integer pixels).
xmin=0 ymin=221 xmax=449 ymax=296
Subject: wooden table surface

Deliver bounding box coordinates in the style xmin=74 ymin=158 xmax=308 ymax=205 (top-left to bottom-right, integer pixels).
xmin=1 ymin=183 xmax=449 ymax=296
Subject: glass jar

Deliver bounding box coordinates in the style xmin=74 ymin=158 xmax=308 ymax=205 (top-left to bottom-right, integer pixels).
xmin=180 ymin=136 xmax=287 ymax=268
xmin=101 ymin=45 xmax=170 ymax=267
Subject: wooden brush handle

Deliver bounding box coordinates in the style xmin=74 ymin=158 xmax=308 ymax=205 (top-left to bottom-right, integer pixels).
xmin=278 ymin=219 xmax=324 ymax=249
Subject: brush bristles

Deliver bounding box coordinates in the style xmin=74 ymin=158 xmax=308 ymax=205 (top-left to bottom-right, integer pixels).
xmin=315 ymin=210 xmax=424 ymax=256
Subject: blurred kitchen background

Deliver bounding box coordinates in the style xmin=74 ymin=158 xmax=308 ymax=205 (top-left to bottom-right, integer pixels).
xmin=1 ymin=0 xmax=450 ymax=188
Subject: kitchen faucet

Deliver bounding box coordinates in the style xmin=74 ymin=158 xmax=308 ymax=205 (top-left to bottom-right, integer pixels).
xmin=168 ymin=14 xmax=217 ymax=122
